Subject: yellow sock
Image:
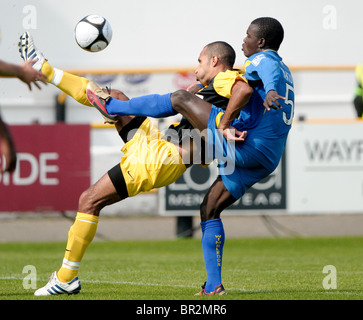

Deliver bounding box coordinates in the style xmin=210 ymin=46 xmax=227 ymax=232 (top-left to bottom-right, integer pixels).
xmin=41 ymin=60 xmax=55 ymax=82
xmin=57 ymin=212 xmax=99 ymax=283
xmin=41 ymin=61 xmax=92 ymax=107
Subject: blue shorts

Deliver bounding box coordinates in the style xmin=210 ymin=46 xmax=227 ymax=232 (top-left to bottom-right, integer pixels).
xmin=207 ymin=105 xmax=271 ymax=199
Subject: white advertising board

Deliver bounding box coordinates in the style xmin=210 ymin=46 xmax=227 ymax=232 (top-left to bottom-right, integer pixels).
xmin=160 ymin=120 xmax=363 ymax=215
xmin=287 ymin=120 xmax=363 ymax=214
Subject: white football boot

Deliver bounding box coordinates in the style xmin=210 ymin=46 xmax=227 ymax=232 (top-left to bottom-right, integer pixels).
xmin=18 ymin=32 xmax=45 ymax=71
xmin=34 ymin=271 xmax=81 ymax=296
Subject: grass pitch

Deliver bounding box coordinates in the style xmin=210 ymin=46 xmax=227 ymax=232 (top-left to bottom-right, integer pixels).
xmin=1 ymin=237 xmax=362 ymax=301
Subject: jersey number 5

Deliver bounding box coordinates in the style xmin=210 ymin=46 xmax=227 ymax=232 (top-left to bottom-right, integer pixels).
xmin=283 ymin=83 xmax=294 ymax=126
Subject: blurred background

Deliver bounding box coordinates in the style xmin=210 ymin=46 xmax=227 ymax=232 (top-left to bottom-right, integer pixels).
xmin=0 ymin=0 xmax=362 ymax=241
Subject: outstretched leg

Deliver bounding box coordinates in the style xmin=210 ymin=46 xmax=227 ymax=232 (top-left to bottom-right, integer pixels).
xmin=43 ymin=64 xmax=137 ymax=135
xmin=96 ymin=88 xmax=212 ymax=132
xmin=18 ymin=31 xmax=136 ymax=129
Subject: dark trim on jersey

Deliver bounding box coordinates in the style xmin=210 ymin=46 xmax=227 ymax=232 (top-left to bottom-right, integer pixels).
xmin=196 ymin=76 xmax=230 ymax=108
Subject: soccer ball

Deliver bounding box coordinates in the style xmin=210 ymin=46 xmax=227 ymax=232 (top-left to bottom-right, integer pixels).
xmin=75 ymin=15 xmax=112 ymax=52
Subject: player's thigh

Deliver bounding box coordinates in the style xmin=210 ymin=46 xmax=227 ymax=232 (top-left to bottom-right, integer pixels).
xmin=110 ymin=89 xmax=129 ymax=101
xmin=79 ymin=171 xmax=122 ymax=214
xmin=171 ymin=90 xmax=211 ymax=132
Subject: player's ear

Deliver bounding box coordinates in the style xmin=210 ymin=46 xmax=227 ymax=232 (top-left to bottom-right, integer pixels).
xmin=258 ymin=38 xmax=266 ymax=49
xmin=211 ymin=55 xmax=219 ymax=67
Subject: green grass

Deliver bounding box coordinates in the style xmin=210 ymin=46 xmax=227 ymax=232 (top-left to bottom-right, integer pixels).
xmin=0 ymin=237 xmax=362 ymax=300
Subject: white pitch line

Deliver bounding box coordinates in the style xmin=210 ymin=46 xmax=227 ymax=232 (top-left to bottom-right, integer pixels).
xmin=0 ymin=275 xmax=196 ymax=289
xmin=2 ymin=276 xmax=362 ymax=295
xmin=0 ymin=275 xmax=242 ymax=291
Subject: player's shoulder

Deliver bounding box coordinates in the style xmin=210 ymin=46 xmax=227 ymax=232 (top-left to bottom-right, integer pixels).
xmin=215 ymin=69 xmax=246 ymax=83
xmin=249 ymin=53 xmax=267 ymax=67
xmin=212 ymin=69 xmax=248 ymax=99
xmin=246 ymin=50 xmax=280 ymax=68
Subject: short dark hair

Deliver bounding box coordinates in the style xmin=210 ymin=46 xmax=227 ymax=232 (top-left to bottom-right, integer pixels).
xmin=205 ymin=41 xmax=236 ymax=68
xmin=251 ymin=17 xmax=284 ymax=51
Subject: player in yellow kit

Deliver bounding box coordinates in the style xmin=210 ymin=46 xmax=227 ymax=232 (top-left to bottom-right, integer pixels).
xmin=353 ymin=63 xmax=363 ymax=118
xmin=19 ymin=32 xmax=248 ymax=295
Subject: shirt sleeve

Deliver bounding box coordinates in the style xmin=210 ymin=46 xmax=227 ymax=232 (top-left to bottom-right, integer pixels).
xmin=244 ymin=53 xmax=280 ymax=93
xmin=213 ymin=70 xmax=247 ymax=99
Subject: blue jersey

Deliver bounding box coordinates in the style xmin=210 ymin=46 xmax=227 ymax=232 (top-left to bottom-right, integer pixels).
xmin=233 ymin=50 xmax=295 ymax=171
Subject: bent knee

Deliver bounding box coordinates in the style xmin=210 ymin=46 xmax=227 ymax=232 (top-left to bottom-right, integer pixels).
xmin=200 ymin=201 xmax=220 ymax=222
xmin=78 ymin=188 xmax=96 ymax=213
xmin=109 ymin=89 xmax=129 ymax=101
xmin=171 ymin=89 xmax=193 ymax=113
xmin=78 ymin=186 xmax=106 ymax=215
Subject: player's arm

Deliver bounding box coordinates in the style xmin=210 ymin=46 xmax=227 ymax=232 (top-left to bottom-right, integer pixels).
xmin=186 ymin=81 xmax=203 ymax=94
xmin=218 ymin=80 xmax=252 ymax=142
xmin=0 ymin=59 xmax=47 ymax=90
xmin=246 ymin=57 xmax=283 ymax=111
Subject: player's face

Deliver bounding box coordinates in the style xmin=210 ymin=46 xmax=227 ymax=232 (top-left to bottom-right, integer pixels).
xmin=195 ymin=47 xmax=213 ymax=86
xmin=242 ymin=24 xmax=261 ymax=57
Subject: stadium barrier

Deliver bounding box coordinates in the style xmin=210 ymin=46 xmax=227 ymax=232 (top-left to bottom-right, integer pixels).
xmin=62 ymin=64 xmax=356 ymax=74
xmin=0 ymin=124 xmax=90 ymax=211
xmin=159 ymin=118 xmax=363 ymax=216
xmin=2 ymin=119 xmax=361 ymax=216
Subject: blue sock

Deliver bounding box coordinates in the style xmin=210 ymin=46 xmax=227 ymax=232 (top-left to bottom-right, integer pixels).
xmin=200 ymin=218 xmax=225 ymax=293
xmin=106 ymin=93 xmax=176 ymax=118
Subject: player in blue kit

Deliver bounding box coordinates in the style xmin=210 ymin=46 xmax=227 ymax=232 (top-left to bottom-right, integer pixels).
xmin=87 ymin=17 xmax=294 ymax=295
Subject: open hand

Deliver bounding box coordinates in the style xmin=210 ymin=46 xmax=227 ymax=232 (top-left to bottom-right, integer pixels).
xmin=19 ymin=60 xmax=47 ymax=90
xmin=264 ymin=90 xmax=285 ymax=111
